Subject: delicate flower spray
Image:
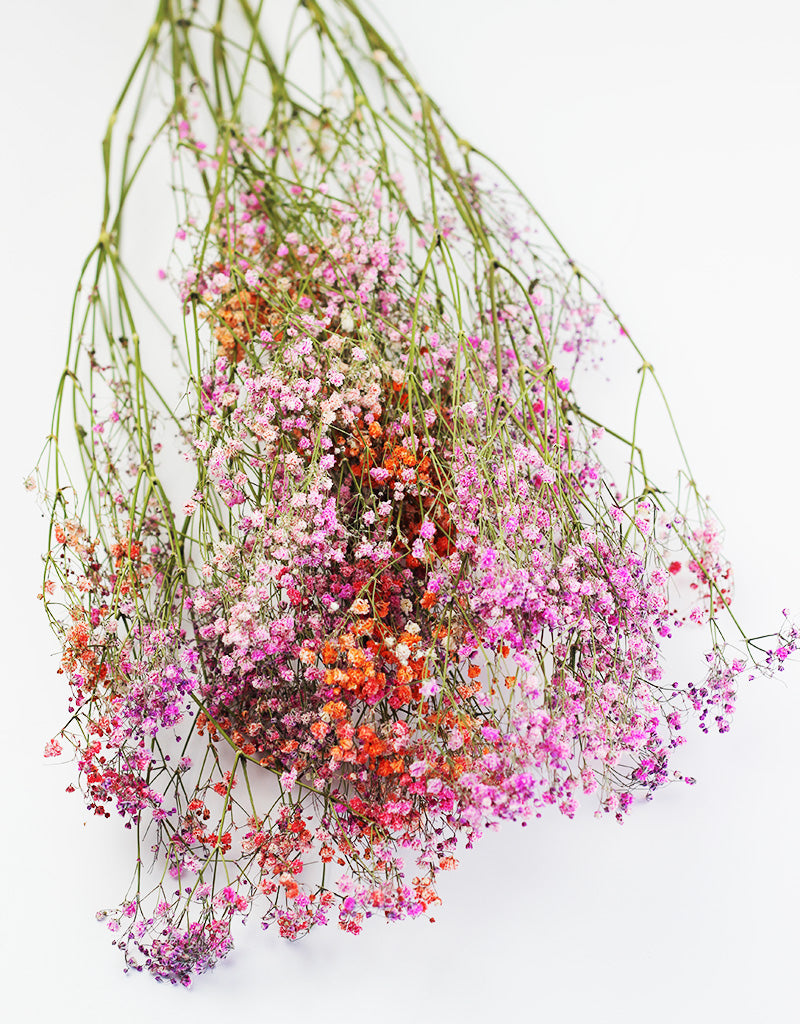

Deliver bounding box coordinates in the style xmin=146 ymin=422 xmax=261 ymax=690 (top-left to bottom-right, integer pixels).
xmin=35 ymin=0 xmax=797 ymax=986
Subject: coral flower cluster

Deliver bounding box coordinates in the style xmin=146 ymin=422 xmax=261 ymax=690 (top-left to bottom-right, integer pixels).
xmin=37 ymin=0 xmax=796 ymax=986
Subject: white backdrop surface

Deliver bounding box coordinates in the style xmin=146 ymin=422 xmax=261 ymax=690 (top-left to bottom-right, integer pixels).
xmin=2 ymin=2 xmax=800 ymax=1021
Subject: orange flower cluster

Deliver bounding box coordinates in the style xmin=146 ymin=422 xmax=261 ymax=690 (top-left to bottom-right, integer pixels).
xmin=340 ymin=410 xmax=456 ymax=566
xmin=208 ymin=286 xmax=278 ymax=362
xmin=321 ymin=613 xmax=424 ymax=712
xmin=204 ymin=245 xmax=334 ymax=362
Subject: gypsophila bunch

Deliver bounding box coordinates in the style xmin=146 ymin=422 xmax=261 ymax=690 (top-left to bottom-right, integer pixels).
xmin=34 ymin=0 xmax=798 ymax=986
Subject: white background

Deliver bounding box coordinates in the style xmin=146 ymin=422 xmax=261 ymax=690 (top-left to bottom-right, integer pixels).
xmin=2 ymin=1 xmax=799 ymax=1021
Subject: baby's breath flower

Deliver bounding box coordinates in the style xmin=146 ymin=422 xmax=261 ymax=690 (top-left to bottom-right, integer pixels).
xmin=36 ymin=0 xmax=797 ymax=987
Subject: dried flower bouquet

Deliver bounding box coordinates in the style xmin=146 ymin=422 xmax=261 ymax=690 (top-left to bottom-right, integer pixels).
xmin=34 ymin=0 xmax=797 ymax=985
